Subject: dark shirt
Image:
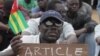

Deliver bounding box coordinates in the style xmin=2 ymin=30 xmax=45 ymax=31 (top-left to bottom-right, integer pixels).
xmin=64 ymin=12 xmax=91 ymax=30
xmin=0 ymin=9 xmax=14 ymax=51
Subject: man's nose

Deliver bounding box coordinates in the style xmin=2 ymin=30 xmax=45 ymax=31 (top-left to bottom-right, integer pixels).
xmin=50 ymin=26 xmax=58 ymax=30
xmin=73 ymin=5 xmax=77 ymax=8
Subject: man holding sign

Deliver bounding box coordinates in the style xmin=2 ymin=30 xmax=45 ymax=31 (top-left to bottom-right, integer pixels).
xmin=0 ymin=10 xmax=78 ymax=56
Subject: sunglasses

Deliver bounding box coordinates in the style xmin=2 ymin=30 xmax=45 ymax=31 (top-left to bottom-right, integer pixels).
xmin=44 ymin=20 xmax=63 ymax=27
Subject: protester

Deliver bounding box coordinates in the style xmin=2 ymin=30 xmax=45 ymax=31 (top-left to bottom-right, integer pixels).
xmin=0 ymin=10 xmax=78 ymax=56
xmin=47 ymin=0 xmax=67 ymax=19
xmin=65 ymin=0 xmax=97 ymax=56
xmin=0 ymin=0 xmax=15 ymax=51
xmin=30 ymin=0 xmax=48 ymax=18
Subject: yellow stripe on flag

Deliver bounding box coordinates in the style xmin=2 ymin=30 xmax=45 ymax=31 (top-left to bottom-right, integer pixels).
xmin=9 ymin=15 xmax=18 ymax=33
xmin=13 ymin=12 xmax=25 ymax=31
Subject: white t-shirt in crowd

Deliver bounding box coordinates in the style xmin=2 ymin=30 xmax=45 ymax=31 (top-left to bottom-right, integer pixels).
xmin=95 ymin=24 xmax=100 ymax=39
xmin=24 ymin=18 xmax=76 ymax=42
xmin=94 ymin=24 xmax=100 ymax=56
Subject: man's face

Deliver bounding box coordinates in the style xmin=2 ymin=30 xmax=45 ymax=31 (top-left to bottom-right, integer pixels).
xmin=39 ymin=18 xmax=63 ymax=42
xmin=37 ymin=0 xmax=47 ymax=8
xmin=67 ymin=0 xmax=79 ymax=12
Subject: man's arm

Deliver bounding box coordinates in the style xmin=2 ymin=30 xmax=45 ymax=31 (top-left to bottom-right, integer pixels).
xmin=0 ymin=35 xmax=22 ymax=56
xmin=75 ymin=27 xmax=87 ymax=36
xmin=65 ymin=34 xmax=78 ymax=44
xmin=96 ymin=37 xmax=100 ymax=45
xmin=0 ymin=48 xmax=14 ymax=56
xmin=0 ymin=22 xmax=9 ymax=31
xmin=59 ymin=22 xmax=78 ymax=44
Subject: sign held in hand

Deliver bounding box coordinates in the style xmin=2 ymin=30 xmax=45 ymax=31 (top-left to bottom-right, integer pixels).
xmin=18 ymin=44 xmax=88 ymax=56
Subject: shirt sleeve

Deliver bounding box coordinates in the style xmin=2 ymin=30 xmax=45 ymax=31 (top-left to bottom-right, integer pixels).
xmin=63 ymin=22 xmax=76 ymax=39
xmin=95 ymin=24 xmax=100 ymax=39
xmin=0 ymin=45 xmax=14 ymax=56
xmin=24 ymin=18 xmax=40 ymax=35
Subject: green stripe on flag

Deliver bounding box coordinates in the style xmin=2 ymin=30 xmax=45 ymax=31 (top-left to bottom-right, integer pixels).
xmin=17 ymin=10 xmax=28 ymax=30
xmin=8 ymin=15 xmax=19 ymax=34
xmin=11 ymin=14 xmax=21 ymax=32
xmin=9 ymin=14 xmax=21 ymax=34
xmin=8 ymin=10 xmax=28 ymax=34
xmin=13 ymin=12 xmax=25 ymax=31
xmin=9 ymin=21 xmax=17 ymax=34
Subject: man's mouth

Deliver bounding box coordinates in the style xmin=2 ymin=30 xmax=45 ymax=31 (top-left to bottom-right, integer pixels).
xmin=48 ymin=32 xmax=57 ymax=36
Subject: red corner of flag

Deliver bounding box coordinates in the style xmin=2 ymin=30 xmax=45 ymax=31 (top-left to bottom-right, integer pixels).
xmin=11 ymin=0 xmax=18 ymax=13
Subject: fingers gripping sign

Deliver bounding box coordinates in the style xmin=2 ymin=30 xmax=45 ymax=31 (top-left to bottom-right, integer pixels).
xmin=10 ymin=35 xmax=23 ymax=55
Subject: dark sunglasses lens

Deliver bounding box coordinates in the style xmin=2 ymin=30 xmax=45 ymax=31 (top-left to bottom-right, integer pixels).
xmin=45 ymin=20 xmax=53 ymax=26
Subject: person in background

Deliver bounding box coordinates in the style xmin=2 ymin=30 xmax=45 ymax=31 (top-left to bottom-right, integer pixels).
xmin=65 ymin=0 xmax=97 ymax=56
xmin=47 ymin=0 xmax=67 ymax=19
xmin=0 ymin=10 xmax=78 ymax=56
xmin=30 ymin=0 xmax=48 ymax=18
xmin=0 ymin=0 xmax=15 ymax=51
xmin=78 ymin=0 xmax=92 ymax=16
xmin=18 ymin=0 xmax=38 ymax=12
xmin=18 ymin=0 xmax=38 ymax=20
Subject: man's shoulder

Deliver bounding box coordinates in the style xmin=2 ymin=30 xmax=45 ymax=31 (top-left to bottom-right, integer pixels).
xmin=63 ymin=22 xmax=71 ymax=26
xmin=28 ymin=18 xmax=40 ymax=24
xmin=63 ymin=22 xmax=74 ymax=29
xmin=82 ymin=2 xmax=91 ymax=8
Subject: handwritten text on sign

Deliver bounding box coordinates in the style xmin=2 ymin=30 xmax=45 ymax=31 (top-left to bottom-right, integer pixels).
xmin=19 ymin=44 xmax=88 ymax=56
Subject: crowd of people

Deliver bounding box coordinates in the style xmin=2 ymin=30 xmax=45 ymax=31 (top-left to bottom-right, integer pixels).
xmin=0 ymin=0 xmax=100 ymax=56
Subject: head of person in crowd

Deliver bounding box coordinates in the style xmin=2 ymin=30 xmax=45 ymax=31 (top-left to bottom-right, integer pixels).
xmin=47 ymin=0 xmax=67 ymax=19
xmin=24 ymin=0 xmax=31 ymax=4
xmin=3 ymin=0 xmax=13 ymax=20
xmin=39 ymin=10 xmax=63 ymax=43
xmin=37 ymin=0 xmax=48 ymax=12
xmin=66 ymin=0 xmax=82 ymax=13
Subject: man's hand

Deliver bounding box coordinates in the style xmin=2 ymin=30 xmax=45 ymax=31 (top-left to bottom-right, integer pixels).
xmin=84 ymin=21 xmax=97 ymax=33
xmin=10 ymin=35 xmax=23 ymax=55
xmin=96 ymin=37 xmax=100 ymax=45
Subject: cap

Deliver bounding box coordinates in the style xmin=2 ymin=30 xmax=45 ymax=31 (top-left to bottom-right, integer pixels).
xmin=40 ymin=10 xmax=63 ymax=24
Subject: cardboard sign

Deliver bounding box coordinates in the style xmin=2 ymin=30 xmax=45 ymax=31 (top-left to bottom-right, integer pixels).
xmin=18 ymin=44 xmax=88 ymax=56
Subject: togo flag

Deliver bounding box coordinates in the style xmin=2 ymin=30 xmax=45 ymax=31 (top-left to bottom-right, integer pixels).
xmin=8 ymin=0 xmax=28 ymax=34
